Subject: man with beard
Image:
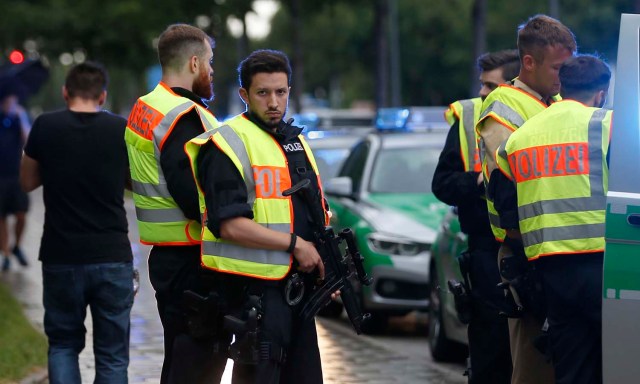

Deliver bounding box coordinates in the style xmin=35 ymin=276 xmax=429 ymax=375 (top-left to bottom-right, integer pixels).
xmin=185 ymin=49 xmax=329 ymax=383
xmin=125 ymin=24 xmax=227 ymax=384
xmin=476 ymin=14 xmax=577 ymax=384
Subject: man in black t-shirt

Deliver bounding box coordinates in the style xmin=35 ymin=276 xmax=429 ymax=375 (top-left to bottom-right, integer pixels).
xmin=0 ymin=89 xmax=31 ymax=271
xmin=21 ymin=62 xmax=133 ymax=384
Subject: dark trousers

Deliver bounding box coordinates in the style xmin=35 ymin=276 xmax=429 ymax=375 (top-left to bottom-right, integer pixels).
xmin=218 ymin=274 xmax=323 ymax=384
xmin=466 ymin=238 xmax=512 ymax=384
xmin=149 ymin=246 xmax=229 ymax=384
xmin=537 ymin=252 xmax=604 ymax=384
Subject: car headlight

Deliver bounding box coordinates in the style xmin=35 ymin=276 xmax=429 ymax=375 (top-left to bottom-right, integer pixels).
xmin=366 ymin=233 xmax=430 ymax=256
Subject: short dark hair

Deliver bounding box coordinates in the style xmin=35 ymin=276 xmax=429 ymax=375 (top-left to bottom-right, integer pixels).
xmin=560 ymin=54 xmax=611 ymax=101
xmin=518 ymin=14 xmax=577 ymax=63
xmin=157 ymin=24 xmax=214 ymax=73
xmin=477 ymin=49 xmax=520 ymax=82
xmin=64 ymin=61 xmax=108 ymax=100
xmin=238 ymin=49 xmax=292 ymax=90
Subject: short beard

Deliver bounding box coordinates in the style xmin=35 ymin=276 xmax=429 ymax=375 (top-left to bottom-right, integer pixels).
xmin=193 ymin=70 xmax=214 ymax=102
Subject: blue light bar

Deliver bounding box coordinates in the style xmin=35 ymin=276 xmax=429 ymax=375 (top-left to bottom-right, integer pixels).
xmin=375 ymin=108 xmax=410 ymax=131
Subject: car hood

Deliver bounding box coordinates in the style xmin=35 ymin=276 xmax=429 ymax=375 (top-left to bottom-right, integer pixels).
xmin=358 ymin=193 xmax=447 ymax=242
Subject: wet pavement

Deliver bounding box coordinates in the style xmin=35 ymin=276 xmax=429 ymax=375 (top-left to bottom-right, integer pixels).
xmin=1 ymin=189 xmax=465 ymax=384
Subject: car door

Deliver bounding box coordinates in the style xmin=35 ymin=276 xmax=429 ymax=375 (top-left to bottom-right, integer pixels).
xmin=326 ymin=139 xmax=371 ymax=230
xmin=603 ymin=13 xmax=640 ymax=383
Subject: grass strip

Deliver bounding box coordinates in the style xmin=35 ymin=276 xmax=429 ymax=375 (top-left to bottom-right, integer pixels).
xmin=0 ymin=281 xmax=47 ymax=383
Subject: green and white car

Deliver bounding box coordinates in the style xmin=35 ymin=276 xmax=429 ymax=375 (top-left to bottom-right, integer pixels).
xmin=603 ymin=13 xmax=640 ymax=382
xmin=323 ymin=127 xmax=449 ymax=332
xmin=428 ymin=209 xmax=469 ymax=361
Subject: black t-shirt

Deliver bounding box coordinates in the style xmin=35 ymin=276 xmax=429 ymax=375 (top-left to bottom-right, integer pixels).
xmin=197 ymin=112 xmax=319 ymax=243
xmin=24 ymin=109 xmax=133 ymax=264
xmin=431 ymin=119 xmax=493 ymax=237
xmin=0 ymin=111 xmax=25 ymax=179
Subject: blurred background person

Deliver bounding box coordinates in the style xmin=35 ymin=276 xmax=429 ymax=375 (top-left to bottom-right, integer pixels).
xmin=0 ymin=85 xmax=31 ymax=271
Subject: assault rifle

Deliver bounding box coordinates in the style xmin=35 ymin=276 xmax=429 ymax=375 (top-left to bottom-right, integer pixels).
xmin=283 ymin=179 xmax=372 ymax=334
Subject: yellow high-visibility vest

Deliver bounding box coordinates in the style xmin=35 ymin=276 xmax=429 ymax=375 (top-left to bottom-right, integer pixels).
xmin=475 ymin=84 xmax=559 ymax=241
xmin=185 ymin=114 xmax=328 ymax=280
xmin=445 ymin=98 xmax=483 ymax=172
xmin=496 ymin=100 xmax=611 ymax=260
xmin=125 ymin=82 xmax=219 ymax=245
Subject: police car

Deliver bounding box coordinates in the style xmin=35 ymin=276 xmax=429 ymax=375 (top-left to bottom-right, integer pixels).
xmin=603 ymin=13 xmax=640 ymax=382
xmin=322 ymin=108 xmax=449 ymax=333
xmin=428 ymin=208 xmax=469 ymax=361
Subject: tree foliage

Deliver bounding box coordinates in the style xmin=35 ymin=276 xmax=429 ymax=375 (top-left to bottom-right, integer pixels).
xmin=0 ymin=0 xmax=637 ymax=114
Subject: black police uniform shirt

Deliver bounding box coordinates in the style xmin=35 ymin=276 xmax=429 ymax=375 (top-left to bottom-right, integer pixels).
xmin=432 ymin=118 xmax=493 ymax=237
xmin=197 ymin=112 xmax=319 ymax=245
xmin=24 ymin=109 xmax=133 ymax=264
xmin=160 ymin=87 xmax=209 ymax=222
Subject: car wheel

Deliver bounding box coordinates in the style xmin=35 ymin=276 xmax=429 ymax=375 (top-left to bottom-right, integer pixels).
xmin=317 ymin=300 xmax=344 ymax=318
xmin=428 ymin=264 xmax=467 ymax=362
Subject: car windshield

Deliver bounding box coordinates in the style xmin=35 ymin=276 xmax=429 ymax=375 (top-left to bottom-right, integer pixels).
xmin=369 ymin=146 xmax=441 ymax=193
xmin=312 ymin=148 xmax=352 ymax=179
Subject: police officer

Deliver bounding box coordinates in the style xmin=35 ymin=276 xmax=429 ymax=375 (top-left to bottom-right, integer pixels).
xmin=186 ymin=49 xmax=328 ymax=384
xmin=433 ymin=49 xmax=519 ymax=383
xmin=476 ymin=14 xmax=577 ymax=384
xmin=125 ymin=24 xmax=228 ymax=383
xmin=494 ymin=54 xmax=611 ymax=384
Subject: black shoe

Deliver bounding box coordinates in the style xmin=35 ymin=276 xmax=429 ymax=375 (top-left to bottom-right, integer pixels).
xmin=12 ymin=246 xmax=28 ymax=267
xmin=2 ymin=256 xmax=9 ymax=272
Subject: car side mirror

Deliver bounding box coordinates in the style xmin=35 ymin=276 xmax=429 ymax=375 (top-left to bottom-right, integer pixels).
xmin=324 ymin=176 xmax=354 ymax=198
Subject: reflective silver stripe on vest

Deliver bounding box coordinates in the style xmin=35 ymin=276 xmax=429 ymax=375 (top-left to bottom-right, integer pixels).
xmin=203 ymin=223 xmax=291 ymax=265
xmin=216 ymin=125 xmax=257 ymax=207
xmin=519 ymin=109 xmax=608 ymax=245
xmin=588 ymin=109 xmax=606 ymax=197
xmin=519 ymin=196 xmax=606 ymax=220
xmin=135 ymin=207 xmax=189 ymax=223
xmin=488 ymin=211 xmax=501 ymax=227
xmin=460 ymin=99 xmax=477 ymax=171
xmin=481 ymin=101 xmax=525 ymax=128
xmin=132 ymin=180 xmax=172 ymax=198
xmin=197 ymin=110 xmax=217 ymax=131
xmin=152 ymin=102 xmax=196 ymax=184
xmin=522 ymin=222 xmax=605 ymax=247
xmin=497 ymin=142 xmax=508 ymax=162
xmin=153 ymin=102 xmax=196 ymax=146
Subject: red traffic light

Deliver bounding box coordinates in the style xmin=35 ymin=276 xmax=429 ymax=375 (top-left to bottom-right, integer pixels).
xmin=9 ymin=50 xmax=24 ymax=64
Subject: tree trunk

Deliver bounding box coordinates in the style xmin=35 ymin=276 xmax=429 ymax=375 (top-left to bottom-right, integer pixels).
xmin=470 ymin=0 xmax=487 ymax=97
xmin=375 ymin=0 xmax=390 ymax=109
xmin=290 ymin=0 xmax=304 ymax=113
xmin=548 ymin=0 xmax=560 ymax=18
xmin=389 ymin=0 xmax=401 ymax=107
